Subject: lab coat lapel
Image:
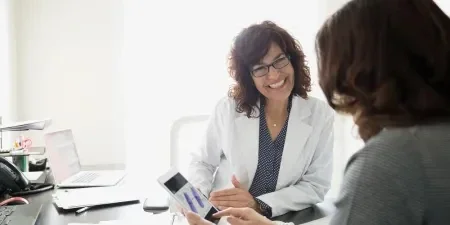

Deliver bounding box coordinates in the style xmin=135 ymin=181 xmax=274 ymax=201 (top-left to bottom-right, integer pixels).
xmin=277 ymin=96 xmax=312 ymax=187
xmin=233 ymin=108 xmax=260 ymax=190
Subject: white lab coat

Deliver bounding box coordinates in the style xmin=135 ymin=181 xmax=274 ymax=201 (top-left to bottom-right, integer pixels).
xmin=188 ymin=96 xmax=334 ymax=217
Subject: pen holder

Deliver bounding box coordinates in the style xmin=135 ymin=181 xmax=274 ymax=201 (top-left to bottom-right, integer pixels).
xmin=12 ymin=155 xmax=29 ymax=172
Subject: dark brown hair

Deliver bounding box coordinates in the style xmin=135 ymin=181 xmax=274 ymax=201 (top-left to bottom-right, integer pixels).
xmin=316 ymin=0 xmax=450 ymax=141
xmin=228 ymin=21 xmax=311 ymax=117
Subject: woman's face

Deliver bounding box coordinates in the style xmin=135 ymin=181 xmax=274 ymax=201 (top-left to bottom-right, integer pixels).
xmin=251 ymin=42 xmax=295 ymax=102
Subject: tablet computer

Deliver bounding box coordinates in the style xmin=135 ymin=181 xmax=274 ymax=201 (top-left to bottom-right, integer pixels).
xmin=157 ymin=167 xmax=219 ymax=223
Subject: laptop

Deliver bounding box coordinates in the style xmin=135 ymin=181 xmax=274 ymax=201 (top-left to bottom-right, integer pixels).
xmin=44 ymin=129 xmax=126 ymax=188
xmin=0 ymin=204 xmax=42 ymax=225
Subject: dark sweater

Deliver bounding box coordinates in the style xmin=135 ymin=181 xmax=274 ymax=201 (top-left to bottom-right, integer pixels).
xmin=330 ymin=123 xmax=450 ymax=225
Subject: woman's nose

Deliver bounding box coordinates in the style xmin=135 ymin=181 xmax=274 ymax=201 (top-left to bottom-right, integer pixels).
xmin=267 ymin=66 xmax=281 ymax=80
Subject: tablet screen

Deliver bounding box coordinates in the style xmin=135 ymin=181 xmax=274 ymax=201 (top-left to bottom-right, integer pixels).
xmin=163 ymin=172 xmax=218 ymax=221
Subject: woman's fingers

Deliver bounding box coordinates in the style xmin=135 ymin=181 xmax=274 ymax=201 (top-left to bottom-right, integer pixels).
xmin=215 ymin=208 xmax=273 ymax=225
xmin=186 ymin=211 xmax=201 ymax=221
xmin=210 ymin=188 xmax=241 ymax=197
xmin=210 ymin=200 xmax=247 ymax=208
xmin=214 ymin=207 xmax=253 ymax=219
xmin=227 ymin=216 xmax=248 ymax=225
xmin=186 ymin=212 xmax=214 ymax=225
xmin=209 ymin=194 xmax=242 ymax=201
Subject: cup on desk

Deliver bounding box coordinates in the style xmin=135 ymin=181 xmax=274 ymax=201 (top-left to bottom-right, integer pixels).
xmin=12 ymin=155 xmax=29 ymax=172
xmin=11 ymin=135 xmax=33 ymax=172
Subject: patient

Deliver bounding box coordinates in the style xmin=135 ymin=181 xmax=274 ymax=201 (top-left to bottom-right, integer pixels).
xmin=186 ymin=0 xmax=450 ymax=224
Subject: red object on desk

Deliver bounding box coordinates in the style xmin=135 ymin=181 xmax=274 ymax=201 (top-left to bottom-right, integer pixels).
xmin=0 ymin=197 xmax=29 ymax=206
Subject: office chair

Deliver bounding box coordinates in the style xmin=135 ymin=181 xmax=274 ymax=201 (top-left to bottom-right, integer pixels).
xmin=169 ymin=115 xmax=209 ymax=175
xmin=167 ymin=115 xmax=209 ymax=212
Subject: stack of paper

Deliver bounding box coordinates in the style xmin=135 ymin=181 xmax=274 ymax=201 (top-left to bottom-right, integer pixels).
xmin=0 ymin=119 xmax=51 ymax=131
xmin=53 ymin=187 xmax=139 ymax=210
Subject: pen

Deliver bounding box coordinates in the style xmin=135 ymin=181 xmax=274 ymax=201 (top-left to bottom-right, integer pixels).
xmin=191 ymin=187 xmax=204 ymax=208
xmin=75 ymin=206 xmax=91 ymax=215
xmin=183 ymin=192 xmax=197 ymax=213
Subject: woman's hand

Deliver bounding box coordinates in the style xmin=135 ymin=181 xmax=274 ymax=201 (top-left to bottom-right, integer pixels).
xmin=209 ymin=176 xmax=258 ymax=210
xmin=185 ymin=211 xmax=214 ymax=225
xmin=214 ymin=207 xmax=274 ymax=225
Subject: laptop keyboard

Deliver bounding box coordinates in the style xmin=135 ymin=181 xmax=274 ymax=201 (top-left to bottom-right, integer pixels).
xmin=72 ymin=172 xmax=100 ymax=183
xmin=0 ymin=206 xmax=16 ymax=225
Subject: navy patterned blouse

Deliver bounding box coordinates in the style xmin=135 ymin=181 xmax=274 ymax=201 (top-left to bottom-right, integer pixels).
xmin=248 ymin=98 xmax=292 ymax=218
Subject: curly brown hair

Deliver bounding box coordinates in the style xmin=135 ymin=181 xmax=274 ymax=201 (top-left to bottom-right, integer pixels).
xmin=228 ymin=21 xmax=311 ymax=118
xmin=316 ymin=0 xmax=450 ymax=141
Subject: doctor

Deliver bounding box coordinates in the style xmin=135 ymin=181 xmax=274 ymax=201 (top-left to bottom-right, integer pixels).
xmin=188 ymin=21 xmax=334 ymax=218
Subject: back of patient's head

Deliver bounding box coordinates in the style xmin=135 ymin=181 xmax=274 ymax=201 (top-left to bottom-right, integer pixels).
xmin=316 ymin=0 xmax=450 ymax=141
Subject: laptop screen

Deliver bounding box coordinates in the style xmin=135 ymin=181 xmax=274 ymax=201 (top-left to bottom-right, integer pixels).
xmin=44 ymin=130 xmax=82 ymax=184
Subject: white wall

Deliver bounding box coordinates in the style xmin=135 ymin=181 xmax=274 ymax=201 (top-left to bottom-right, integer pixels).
xmin=13 ymin=0 xmax=125 ymax=166
xmin=0 ymin=0 xmax=17 ymax=147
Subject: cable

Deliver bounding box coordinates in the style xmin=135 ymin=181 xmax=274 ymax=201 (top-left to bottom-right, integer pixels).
xmin=9 ymin=183 xmax=54 ymax=196
xmin=0 ymin=197 xmax=29 ymax=206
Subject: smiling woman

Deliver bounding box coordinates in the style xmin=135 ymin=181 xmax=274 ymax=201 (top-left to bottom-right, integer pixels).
xmin=229 ymin=21 xmax=311 ymax=119
xmin=123 ymin=0 xmax=334 ymax=197
xmin=187 ymin=21 xmax=335 ymax=218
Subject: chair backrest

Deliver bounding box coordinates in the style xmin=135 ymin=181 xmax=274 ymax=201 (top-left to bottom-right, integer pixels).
xmin=170 ymin=115 xmax=209 ymax=175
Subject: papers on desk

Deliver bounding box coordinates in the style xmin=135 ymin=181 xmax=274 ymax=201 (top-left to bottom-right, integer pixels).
xmin=67 ymin=212 xmax=182 ymax=225
xmin=53 ymin=186 xmax=139 ymax=210
xmin=99 ymin=212 xmax=181 ymax=225
xmin=67 ymin=212 xmax=230 ymax=225
xmin=0 ymin=118 xmax=51 ymax=131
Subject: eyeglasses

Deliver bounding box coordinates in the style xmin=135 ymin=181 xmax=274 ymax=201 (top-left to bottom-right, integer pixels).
xmin=251 ymin=55 xmax=291 ymax=77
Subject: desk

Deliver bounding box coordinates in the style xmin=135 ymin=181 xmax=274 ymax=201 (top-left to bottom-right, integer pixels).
xmin=26 ymin=167 xmax=334 ymax=224
xmin=29 ymin=166 xmax=152 ymax=225
xmin=29 ymin=189 xmax=149 ymax=225
xmin=29 ymin=191 xmax=334 ymax=225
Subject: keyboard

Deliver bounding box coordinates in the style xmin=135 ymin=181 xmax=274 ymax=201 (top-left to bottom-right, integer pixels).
xmin=0 ymin=206 xmax=15 ymax=224
xmin=0 ymin=204 xmax=42 ymax=225
xmin=72 ymin=172 xmax=100 ymax=183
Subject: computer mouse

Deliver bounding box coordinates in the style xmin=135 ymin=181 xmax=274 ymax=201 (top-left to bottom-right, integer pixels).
xmin=0 ymin=197 xmax=29 ymax=206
